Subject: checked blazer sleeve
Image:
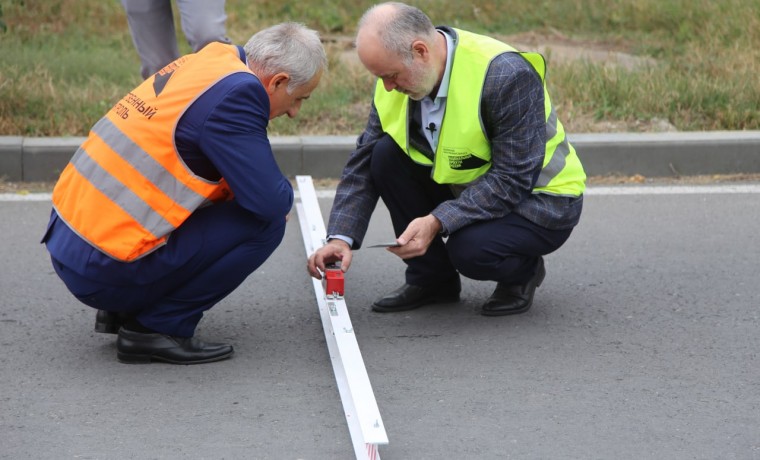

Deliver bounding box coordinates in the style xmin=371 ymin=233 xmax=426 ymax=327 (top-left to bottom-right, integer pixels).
xmin=325 ymin=103 xmax=386 ymax=248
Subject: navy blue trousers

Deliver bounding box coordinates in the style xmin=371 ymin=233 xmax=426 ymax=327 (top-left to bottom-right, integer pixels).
xmin=369 ymin=134 xmax=572 ymax=287
xmin=50 ymin=201 xmax=285 ymax=337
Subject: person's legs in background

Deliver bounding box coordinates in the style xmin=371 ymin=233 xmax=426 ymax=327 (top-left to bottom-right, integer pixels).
xmin=121 ymin=0 xmax=180 ymax=79
xmin=176 ymin=0 xmax=230 ymax=52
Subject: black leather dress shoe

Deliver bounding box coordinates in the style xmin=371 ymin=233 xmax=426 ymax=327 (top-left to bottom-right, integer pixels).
xmin=372 ymin=278 xmax=461 ymax=313
xmin=94 ymin=310 xmax=123 ymax=334
xmin=481 ymin=257 xmax=546 ymax=316
xmin=116 ymin=328 xmax=234 ymax=364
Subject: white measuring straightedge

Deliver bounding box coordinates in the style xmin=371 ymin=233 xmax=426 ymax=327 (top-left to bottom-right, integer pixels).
xmin=294 ymin=175 xmax=388 ymax=460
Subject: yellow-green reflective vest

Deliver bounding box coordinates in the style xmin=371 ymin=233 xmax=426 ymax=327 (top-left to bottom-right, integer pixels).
xmin=374 ymin=28 xmax=586 ymax=197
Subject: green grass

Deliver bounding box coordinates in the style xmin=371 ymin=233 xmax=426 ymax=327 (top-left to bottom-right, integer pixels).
xmin=1 ymin=0 xmax=758 ymax=136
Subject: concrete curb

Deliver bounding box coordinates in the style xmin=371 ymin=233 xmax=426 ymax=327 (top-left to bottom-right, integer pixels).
xmin=2 ymin=131 xmax=760 ymax=182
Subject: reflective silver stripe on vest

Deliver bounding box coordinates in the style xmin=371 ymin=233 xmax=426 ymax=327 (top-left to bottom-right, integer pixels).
xmin=68 ymin=117 xmax=210 ymax=237
xmin=91 ymin=117 xmax=208 ymax=213
xmin=70 ymin=146 xmax=173 ymax=238
xmin=535 ymin=107 xmax=571 ymax=188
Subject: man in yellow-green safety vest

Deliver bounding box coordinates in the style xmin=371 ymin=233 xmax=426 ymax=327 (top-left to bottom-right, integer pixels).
xmin=308 ymin=2 xmax=586 ymax=317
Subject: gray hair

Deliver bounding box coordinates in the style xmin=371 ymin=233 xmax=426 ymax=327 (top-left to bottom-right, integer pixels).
xmin=244 ymin=22 xmax=328 ymax=93
xmin=358 ymin=2 xmax=437 ymax=63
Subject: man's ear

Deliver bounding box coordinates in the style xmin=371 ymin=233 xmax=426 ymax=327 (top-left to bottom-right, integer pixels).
xmin=411 ymin=40 xmax=429 ymax=60
xmin=265 ymin=72 xmax=290 ymax=95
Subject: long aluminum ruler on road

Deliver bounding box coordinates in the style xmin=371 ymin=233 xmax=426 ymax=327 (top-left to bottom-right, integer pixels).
xmin=294 ymin=175 xmax=388 ymax=460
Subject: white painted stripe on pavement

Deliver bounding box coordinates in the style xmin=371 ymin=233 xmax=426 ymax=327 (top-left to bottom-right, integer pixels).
xmin=584 ymin=184 xmax=760 ymax=195
xmin=0 ymin=193 xmax=53 ymax=201
xmin=3 ymin=183 xmax=760 ymax=202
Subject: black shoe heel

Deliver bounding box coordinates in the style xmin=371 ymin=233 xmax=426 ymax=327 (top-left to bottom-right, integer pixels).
xmin=94 ymin=311 xmax=122 ymax=334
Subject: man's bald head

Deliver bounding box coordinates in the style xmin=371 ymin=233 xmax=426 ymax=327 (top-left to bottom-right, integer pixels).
xmin=356 ymin=2 xmax=437 ymax=64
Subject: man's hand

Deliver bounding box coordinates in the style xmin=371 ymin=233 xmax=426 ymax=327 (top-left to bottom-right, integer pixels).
xmin=307 ymin=239 xmax=353 ymax=280
xmin=388 ymin=214 xmax=442 ymax=259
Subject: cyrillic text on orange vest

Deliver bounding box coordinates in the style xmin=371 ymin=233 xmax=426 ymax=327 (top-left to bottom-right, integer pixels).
xmin=52 ymin=43 xmax=250 ymax=261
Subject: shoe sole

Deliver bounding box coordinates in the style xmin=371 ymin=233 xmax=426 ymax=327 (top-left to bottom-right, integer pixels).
xmin=117 ymin=350 xmax=234 ymax=365
xmin=481 ymin=301 xmax=534 ymax=316
xmin=371 ymin=294 xmax=460 ymax=313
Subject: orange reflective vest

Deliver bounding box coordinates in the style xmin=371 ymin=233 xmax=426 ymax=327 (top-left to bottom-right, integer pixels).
xmin=52 ymin=43 xmax=252 ymax=262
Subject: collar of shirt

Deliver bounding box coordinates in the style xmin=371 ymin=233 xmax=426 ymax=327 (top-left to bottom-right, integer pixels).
xmin=421 ymin=29 xmax=455 ymax=152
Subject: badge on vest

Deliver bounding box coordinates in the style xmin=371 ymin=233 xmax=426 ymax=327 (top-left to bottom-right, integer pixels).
xmin=442 ymin=147 xmax=489 ymax=170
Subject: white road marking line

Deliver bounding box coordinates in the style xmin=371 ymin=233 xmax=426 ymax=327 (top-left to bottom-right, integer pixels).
xmin=2 ymin=183 xmax=760 ymax=202
xmin=585 ymin=184 xmax=760 ymax=195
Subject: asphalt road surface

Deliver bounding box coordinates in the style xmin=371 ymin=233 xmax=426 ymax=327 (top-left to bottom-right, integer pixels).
xmin=2 ymin=182 xmax=759 ymax=459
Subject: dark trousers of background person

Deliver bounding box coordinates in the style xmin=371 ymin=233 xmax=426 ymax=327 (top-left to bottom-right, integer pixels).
xmin=49 ymin=201 xmax=285 ymax=338
xmin=369 ymin=134 xmax=572 ymax=288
